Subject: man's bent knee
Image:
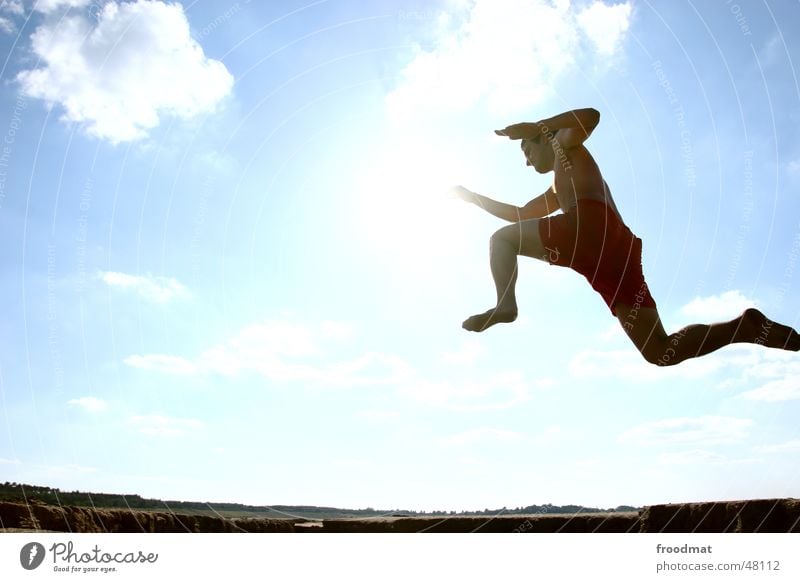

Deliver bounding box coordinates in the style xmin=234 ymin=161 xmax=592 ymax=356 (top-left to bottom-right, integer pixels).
xmin=491 ymin=220 xmax=544 ymax=259
xmin=491 ymin=224 xmax=517 ymax=244
xmin=641 ymin=343 xmax=681 ymax=367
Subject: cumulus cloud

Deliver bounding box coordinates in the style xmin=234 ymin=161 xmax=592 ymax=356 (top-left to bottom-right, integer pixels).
xmin=130 ymin=414 xmax=203 ymax=437
xmin=122 ymin=317 xmax=533 ymax=411
xmin=739 ymin=377 xmax=800 ymax=402
xmin=440 ymin=427 xmax=525 ymax=447
xmin=619 ymin=416 xmax=753 ymax=446
xmin=678 ymin=290 xmax=755 ymax=322
xmin=657 ymin=449 xmax=729 ymax=465
xmin=320 ymin=320 xmax=354 ymax=340
xmin=33 ymin=0 xmax=90 ymax=13
xmin=2 ymin=0 xmax=24 ymax=14
xmin=722 ymin=350 xmax=800 ymax=401
xmin=17 ymin=0 xmax=233 ymax=142
xmin=124 ymin=354 xmax=197 ymax=375
xmin=441 ymin=338 xmax=485 ymax=365
xmin=67 ymin=396 xmax=108 ymax=412
xmin=124 ymin=319 xmax=413 ymax=386
xmin=399 ymin=371 xmax=531 ymax=411
xmin=754 ymin=440 xmax=800 ymax=454
xmin=386 ymin=0 xmax=633 ymax=119
xmin=0 ymin=0 xmax=23 ymax=34
xmin=569 ymin=347 xmax=728 ymax=380
xmin=576 ymin=0 xmax=632 ymax=56
xmin=99 ymin=271 xmax=189 ymax=303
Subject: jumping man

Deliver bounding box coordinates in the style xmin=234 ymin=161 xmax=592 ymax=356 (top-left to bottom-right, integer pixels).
xmin=451 ymin=108 xmax=800 ymax=366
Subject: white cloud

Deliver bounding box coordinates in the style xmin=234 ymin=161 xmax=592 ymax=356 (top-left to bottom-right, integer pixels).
xmin=67 ymin=396 xmax=108 ymax=412
xmin=99 ymin=271 xmax=189 ymax=303
xmin=440 ymin=427 xmax=525 ymax=447
xmin=678 ymin=290 xmax=755 ymax=322
xmin=576 ymin=1 xmax=632 ymax=57
xmin=597 ymin=322 xmax=626 ymax=342
xmin=357 ymin=409 xmax=400 ymax=422
xmin=324 ymin=352 xmax=414 ymax=386
xmin=441 ymin=338 xmax=485 ymax=365
xmin=759 ymin=33 xmax=782 ymax=68
xmin=124 ymin=319 xmax=413 ymax=387
xmin=122 ymin=317 xmax=535 ymax=412
xmin=0 ymin=1 xmax=23 ymax=34
xmin=569 ymin=347 xmax=728 ymax=380
xmin=570 ymin=348 xmax=654 ymax=379
xmin=739 ymin=377 xmax=800 ymax=402
xmin=754 ymin=440 xmax=800 ymax=454
xmin=738 ymin=350 xmax=800 ymax=380
xmin=0 ymin=457 xmax=21 ymax=464
xmin=320 ymin=321 xmax=353 ymax=340
xmin=17 ymin=0 xmax=233 ymax=143
xmin=130 ymin=414 xmax=203 ymax=437
xmin=33 ymin=0 xmax=90 ymax=13
xmin=1 ymin=0 xmax=24 ymax=15
xmin=619 ymin=416 xmax=753 ymax=446
xmin=196 ymin=320 xmax=325 ymax=380
xmin=124 ymin=354 xmax=197 ymax=375
xmin=399 ymin=371 xmax=531 ymax=411
xmin=570 ymin=336 xmax=793 ymax=384
xmin=657 ymin=449 xmax=729 ymax=465
xmin=787 ymin=159 xmax=800 ymax=176
xmin=386 ymin=0 xmax=633 ymax=120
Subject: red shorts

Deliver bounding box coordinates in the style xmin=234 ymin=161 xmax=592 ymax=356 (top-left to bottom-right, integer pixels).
xmin=537 ymin=199 xmax=656 ymax=316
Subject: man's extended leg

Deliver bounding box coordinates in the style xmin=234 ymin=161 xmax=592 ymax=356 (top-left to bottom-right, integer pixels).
xmin=463 ymin=219 xmax=547 ymax=332
xmin=617 ymin=304 xmax=800 ymax=366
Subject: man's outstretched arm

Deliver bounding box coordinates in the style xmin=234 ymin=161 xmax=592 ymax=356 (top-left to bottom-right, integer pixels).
xmin=496 ymin=108 xmax=600 ymax=148
xmin=450 ymin=186 xmax=559 ymax=221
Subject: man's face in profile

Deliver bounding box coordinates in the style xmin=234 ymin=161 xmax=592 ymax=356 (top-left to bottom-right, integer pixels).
xmin=521 ymin=137 xmax=551 ymax=173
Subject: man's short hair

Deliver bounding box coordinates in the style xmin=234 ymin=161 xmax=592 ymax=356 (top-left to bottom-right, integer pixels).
xmin=522 ymin=135 xmax=544 ymax=149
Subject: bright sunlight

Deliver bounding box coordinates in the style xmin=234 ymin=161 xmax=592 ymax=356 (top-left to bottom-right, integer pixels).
xmin=355 ymin=135 xmax=474 ymax=271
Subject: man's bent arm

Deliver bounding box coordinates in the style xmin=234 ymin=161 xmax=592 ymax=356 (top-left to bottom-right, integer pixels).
xmin=537 ymin=108 xmax=600 ymax=134
xmin=496 ymin=108 xmax=600 ymax=144
xmin=518 ymin=187 xmax=560 ymax=219
xmin=455 ymin=187 xmax=558 ymax=221
xmin=467 ymin=191 xmax=524 ymax=222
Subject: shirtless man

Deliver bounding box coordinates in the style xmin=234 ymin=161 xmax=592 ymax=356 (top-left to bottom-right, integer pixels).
xmin=452 ymin=108 xmax=800 ymax=366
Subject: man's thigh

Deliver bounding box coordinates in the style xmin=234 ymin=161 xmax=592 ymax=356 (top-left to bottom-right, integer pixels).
xmin=494 ymin=219 xmax=549 ymax=261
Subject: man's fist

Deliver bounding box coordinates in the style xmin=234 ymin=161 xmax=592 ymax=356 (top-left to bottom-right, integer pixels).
xmin=448 ymin=185 xmax=477 ymax=203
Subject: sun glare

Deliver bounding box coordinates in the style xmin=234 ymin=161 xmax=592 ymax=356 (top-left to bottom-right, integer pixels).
xmin=356 ymin=139 xmax=473 ymax=269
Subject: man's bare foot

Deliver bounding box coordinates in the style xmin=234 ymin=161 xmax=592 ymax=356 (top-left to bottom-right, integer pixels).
xmin=462 ymin=307 xmax=517 ymax=332
xmin=739 ymin=308 xmax=800 ymax=351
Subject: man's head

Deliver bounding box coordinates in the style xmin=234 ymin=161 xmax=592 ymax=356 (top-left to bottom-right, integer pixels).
xmin=521 ymin=133 xmax=556 ymax=173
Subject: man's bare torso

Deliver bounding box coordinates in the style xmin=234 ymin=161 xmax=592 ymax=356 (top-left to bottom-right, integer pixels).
xmin=552 ymin=143 xmax=623 ymax=222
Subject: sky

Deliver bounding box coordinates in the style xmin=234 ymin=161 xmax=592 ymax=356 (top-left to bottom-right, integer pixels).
xmin=0 ymin=0 xmax=799 ymax=512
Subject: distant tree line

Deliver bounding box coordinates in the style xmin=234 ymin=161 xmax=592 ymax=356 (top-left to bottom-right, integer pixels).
xmin=0 ymin=482 xmax=638 ymax=517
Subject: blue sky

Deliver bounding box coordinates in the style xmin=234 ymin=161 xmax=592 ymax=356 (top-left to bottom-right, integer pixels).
xmin=0 ymin=0 xmax=799 ymax=511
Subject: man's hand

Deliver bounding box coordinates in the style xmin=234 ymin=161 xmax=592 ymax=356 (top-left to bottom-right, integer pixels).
xmin=497 ymin=109 xmax=600 ymax=144
xmin=449 ymin=186 xmax=527 ymax=222
xmin=448 ymin=185 xmax=478 ymax=204
xmin=494 ymin=122 xmax=544 ymax=140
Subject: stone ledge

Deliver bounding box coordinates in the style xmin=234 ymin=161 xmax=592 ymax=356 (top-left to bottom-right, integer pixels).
xmin=2 ymin=498 xmax=798 ymax=533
